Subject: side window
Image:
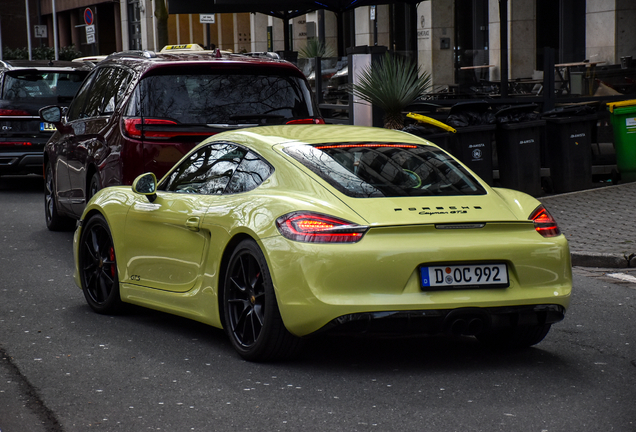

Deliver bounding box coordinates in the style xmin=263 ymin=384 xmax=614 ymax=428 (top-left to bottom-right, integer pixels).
xmin=66 ymin=71 xmax=96 ymax=121
xmin=103 ymin=68 xmax=133 ymax=114
xmin=161 ymin=143 xmax=248 ymax=195
xmin=82 ymin=67 xmax=121 ymax=118
xmin=225 ymin=152 xmax=274 ymax=194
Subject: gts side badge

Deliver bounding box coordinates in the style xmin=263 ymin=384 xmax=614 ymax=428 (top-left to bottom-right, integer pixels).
xmin=394 ymin=206 xmax=483 ymax=215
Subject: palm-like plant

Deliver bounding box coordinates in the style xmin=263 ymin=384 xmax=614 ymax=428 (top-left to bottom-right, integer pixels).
xmin=350 ymin=52 xmax=431 ymax=129
xmin=298 ymin=38 xmax=336 ymax=59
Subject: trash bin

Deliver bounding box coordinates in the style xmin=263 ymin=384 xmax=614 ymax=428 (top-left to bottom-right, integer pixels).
xmin=495 ymin=104 xmax=545 ymax=196
xmin=607 ymin=99 xmax=636 ymax=183
xmin=446 ymin=101 xmax=496 ymax=185
xmin=542 ymin=105 xmax=597 ymax=193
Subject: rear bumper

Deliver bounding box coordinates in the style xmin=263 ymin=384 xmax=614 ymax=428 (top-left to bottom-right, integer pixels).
xmin=0 ymin=150 xmax=44 ymax=175
xmin=317 ymin=304 xmax=565 ymax=337
xmin=262 ymin=223 xmax=572 ymax=337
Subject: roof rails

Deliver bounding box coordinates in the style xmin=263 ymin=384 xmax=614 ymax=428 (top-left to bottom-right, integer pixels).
xmin=104 ymin=50 xmax=158 ymax=61
xmin=242 ymin=52 xmax=281 ymax=60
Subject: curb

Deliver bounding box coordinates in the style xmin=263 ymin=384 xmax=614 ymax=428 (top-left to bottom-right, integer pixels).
xmin=571 ymin=252 xmax=634 ymax=268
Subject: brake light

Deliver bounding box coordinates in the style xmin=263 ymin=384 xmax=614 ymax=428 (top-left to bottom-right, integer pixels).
xmin=316 ymin=144 xmax=418 ymax=149
xmin=530 ymin=205 xmax=561 ymax=238
xmin=0 ymin=141 xmax=32 ymax=146
xmin=0 ymin=109 xmax=30 ymax=116
xmin=285 ymin=118 xmax=326 ymax=125
xmin=276 ymin=211 xmax=368 ymax=243
xmin=122 ymin=117 xmax=215 ymax=139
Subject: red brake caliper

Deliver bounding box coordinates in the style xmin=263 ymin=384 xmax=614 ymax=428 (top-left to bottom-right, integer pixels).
xmin=109 ymin=247 xmax=116 ymax=277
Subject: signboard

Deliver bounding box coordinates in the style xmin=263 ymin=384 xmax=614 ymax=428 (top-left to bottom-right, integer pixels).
xmin=34 ymin=25 xmax=47 ymax=38
xmin=84 ymin=8 xmax=94 ymax=26
xmin=86 ymin=24 xmax=95 ymax=44
xmin=200 ymin=14 xmax=215 ymax=24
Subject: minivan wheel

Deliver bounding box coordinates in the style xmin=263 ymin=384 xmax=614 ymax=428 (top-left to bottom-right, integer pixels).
xmin=44 ymin=162 xmax=75 ymax=231
xmin=88 ymin=172 xmax=101 ymax=202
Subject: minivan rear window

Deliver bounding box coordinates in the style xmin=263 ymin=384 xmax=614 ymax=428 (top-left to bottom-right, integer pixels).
xmin=3 ymin=71 xmax=88 ymax=101
xmin=283 ymin=143 xmax=486 ymax=197
xmin=127 ymin=68 xmax=317 ymax=125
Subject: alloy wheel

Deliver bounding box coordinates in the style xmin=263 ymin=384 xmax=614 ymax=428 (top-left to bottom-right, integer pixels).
xmin=226 ymin=251 xmax=266 ymax=348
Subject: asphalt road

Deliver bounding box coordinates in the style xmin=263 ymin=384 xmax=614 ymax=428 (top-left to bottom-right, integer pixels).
xmin=1 ymin=175 xmax=635 ymax=432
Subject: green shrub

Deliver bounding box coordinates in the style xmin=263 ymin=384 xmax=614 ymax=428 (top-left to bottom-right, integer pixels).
xmin=2 ymin=45 xmax=83 ymax=61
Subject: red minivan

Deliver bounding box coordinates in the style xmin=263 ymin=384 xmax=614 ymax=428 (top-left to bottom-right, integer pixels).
xmin=40 ymin=50 xmax=324 ymax=230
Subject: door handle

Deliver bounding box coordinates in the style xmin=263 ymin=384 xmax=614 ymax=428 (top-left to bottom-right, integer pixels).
xmin=185 ymin=216 xmax=200 ymax=232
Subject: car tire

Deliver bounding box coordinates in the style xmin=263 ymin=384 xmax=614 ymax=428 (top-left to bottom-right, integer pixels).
xmin=78 ymin=214 xmax=124 ymax=314
xmin=222 ymin=239 xmax=302 ymax=362
xmin=476 ymin=324 xmax=552 ymax=349
xmin=44 ymin=162 xmax=75 ymax=231
xmin=88 ymin=172 xmax=101 ymax=202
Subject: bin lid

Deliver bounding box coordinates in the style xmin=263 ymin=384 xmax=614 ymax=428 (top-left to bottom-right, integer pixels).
xmin=495 ymin=104 xmax=538 ymax=117
xmin=405 ymin=101 xmax=442 ymax=113
xmin=543 ymin=105 xmax=595 ymax=118
xmin=448 ymin=101 xmax=491 ymax=115
xmin=607 ymin=99 xmax=636 ymax=113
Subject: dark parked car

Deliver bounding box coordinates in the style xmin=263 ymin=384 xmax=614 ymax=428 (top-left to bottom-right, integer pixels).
xmin=40 ymin=49 xmax=324 ymax=230
xmin=0 ymin=60 xmax=92 ymax=177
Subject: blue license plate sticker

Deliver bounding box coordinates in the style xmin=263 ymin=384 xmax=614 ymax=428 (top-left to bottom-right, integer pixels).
xmin=421 ymin=264 xmax=508 ymax=289
xmin=40 ymin=122 xmax=56 ymax=132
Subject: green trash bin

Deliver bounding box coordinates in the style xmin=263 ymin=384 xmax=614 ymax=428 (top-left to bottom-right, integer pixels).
xmin=607 ymin=99 xmax=636 ymax=183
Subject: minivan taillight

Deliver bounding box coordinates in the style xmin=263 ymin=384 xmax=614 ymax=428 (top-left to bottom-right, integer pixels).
xmin=276 ymin=211 xmax=368 ymax=243
xmin=122 ymin=118 xmax=216 ymax=139
xmin=530 ymin=205 xmax=561 ymax=238
xmin=285 ymin=118 xmax=326 ymax=125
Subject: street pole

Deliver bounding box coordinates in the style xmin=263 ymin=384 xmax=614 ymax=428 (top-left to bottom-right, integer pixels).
xmin=25 ymin=0 xmax=33 ymax=60
xmin=52 ymin=0 xmax=59 ymax=60
xmin=0 ymin=16 xmax=3 ymax=60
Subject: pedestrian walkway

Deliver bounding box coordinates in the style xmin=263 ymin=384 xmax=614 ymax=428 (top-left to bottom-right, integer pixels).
xmin=539 ymin=182 xmax=636 ymax=268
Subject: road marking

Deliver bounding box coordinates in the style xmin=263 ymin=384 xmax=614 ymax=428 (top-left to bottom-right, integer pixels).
xmin=607 ymin=273 xmax=636 ymax=283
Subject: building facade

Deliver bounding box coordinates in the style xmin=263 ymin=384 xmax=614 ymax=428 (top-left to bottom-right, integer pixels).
xmin=1 ymin=1 xmax=634 ymax=94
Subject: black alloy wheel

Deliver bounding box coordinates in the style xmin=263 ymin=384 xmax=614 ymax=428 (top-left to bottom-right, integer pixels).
xmin=223 ymin=239 xmax=301 ymax=361
xmin=44 ymin=162 xmax=75 ymax=231
xmin=79 ymin=214 xmax=123 ymax=314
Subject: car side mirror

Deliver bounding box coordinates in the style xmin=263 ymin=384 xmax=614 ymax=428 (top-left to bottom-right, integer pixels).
xmin=132 ymin=172 xmax=157 ymax=202
xmin=39 ymin=105 xmax=62 ymax=124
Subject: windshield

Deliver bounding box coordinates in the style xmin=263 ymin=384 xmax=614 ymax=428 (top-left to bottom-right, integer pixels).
xmin=127 ymin=69 xmax=317 ymax=125
xmin=2 ymin=71 xmax=87 ymax=101
xmin=283 ymin=142 xmax=486 ymax=197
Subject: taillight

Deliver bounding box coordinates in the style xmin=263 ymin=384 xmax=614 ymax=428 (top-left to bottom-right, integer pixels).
xmin=0 ymin=109 xmax=30 ymax=116
xmin=530 ymin=205 xmax=561 ymax=238
xmin=0 ymin=141 xmax=32 ymax=146
xmin=285 ymin=118 xmax=326 ymax=125
xmin=276 ymin=211 xmax=368 ymax=243
xmin=122 ymin=117 xmax=215 ymax=139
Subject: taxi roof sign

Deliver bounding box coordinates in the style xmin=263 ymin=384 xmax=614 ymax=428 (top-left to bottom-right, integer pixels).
xmin=160 ymin=44 xmax=205 ymax=53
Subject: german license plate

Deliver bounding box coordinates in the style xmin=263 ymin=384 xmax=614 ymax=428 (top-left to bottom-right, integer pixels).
xmin=420 ymin=264 xmax=508 ymax=289
xmin=40 ymin=122 xmax=56 ymax=132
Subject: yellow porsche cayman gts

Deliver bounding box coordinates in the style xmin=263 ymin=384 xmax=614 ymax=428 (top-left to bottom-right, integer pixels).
xmin=73 ymin=125 xmax=571 ymax=361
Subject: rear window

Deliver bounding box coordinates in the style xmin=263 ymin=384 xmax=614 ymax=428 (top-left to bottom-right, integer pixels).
xmin=2 ymin=71 xmax=87 ymax=101
xmin=127 ymin=67 xmax=317 ymax=125
xmin=283 ymin=143 xmax=486 ymax=197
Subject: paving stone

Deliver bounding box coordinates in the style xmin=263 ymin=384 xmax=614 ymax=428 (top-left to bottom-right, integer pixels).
xmin=539 ymin=182 xmax=636 ymax=267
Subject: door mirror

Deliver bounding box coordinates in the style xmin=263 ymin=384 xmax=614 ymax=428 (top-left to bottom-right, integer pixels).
xmin=132 ymin=173 xmax=157 ymax=202
xmin=39 ymin=105 xmax=63 ymax=124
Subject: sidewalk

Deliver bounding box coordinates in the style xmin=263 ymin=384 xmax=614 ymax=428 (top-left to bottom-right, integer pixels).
xmin=539 ymin=182 xmax=636 ymax=268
